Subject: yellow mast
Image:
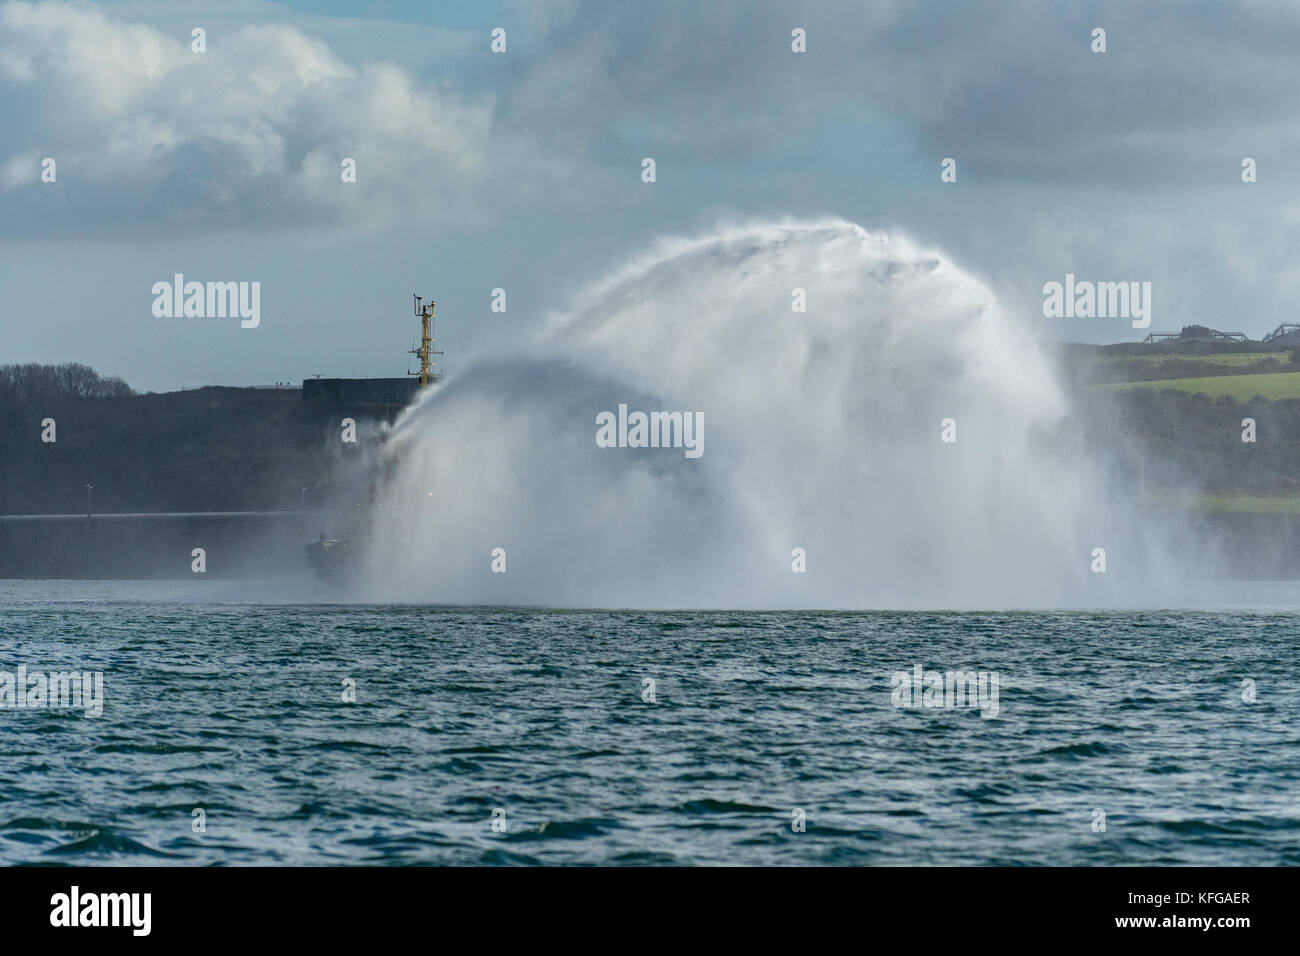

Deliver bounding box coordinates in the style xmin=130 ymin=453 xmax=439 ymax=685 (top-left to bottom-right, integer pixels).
xmin=411 ymin=294 xmax=442 ymax=387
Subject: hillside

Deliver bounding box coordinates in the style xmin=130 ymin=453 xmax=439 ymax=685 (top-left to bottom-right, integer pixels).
xmin=0 ymin=364 xmax=370 ymax=515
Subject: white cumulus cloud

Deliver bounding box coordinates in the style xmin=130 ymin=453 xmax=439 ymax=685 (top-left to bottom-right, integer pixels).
xmin=0 ymin=0 xmax=502 ymax=234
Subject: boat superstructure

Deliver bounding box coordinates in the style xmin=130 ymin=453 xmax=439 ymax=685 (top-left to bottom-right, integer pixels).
xmin=305 ymin=293 xmax=441 ymax=584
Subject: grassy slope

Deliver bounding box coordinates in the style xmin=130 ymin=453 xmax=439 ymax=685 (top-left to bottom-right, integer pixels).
xmin=1083 ymin=352 xmax=1292 ymax=369
xmin=1096 ymin=371 xmax=1300 ymax=401
xmin=1194 ymin=495 xmax=1300 ymax=514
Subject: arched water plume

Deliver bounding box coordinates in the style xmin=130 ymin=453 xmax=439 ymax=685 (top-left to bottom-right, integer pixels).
xmin=361 ymin=218 xmax=1187 ymax=608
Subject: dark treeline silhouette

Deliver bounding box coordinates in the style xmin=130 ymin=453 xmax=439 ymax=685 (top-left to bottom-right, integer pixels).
xmin=0 ymin=362 xmax=134 ymax=403
xmin=0 ymin=364 xmax=370 ymax=515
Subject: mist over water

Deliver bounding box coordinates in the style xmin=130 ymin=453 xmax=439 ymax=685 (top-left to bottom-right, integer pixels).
xmin=364 ymin=218 xmax=1188 ymax=608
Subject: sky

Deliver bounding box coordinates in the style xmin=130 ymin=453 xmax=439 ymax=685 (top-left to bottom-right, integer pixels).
xmin=1 ymin=0 xmax=1297 ymax=391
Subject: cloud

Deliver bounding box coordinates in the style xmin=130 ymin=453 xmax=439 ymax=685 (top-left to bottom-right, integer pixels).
xmin=4 ymin=0 xmax=1299 ymax=359
xmin=7 ymin=0 xmax=1299 ymax=241
xmin=504 ymin=0 xmax=1300 ymax=184
xmin=0 ymin=0 xmax=500 ymax=235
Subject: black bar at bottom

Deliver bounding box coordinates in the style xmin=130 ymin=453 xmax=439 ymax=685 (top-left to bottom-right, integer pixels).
xmin=0 ymin=866 xmax=1273 ymax=942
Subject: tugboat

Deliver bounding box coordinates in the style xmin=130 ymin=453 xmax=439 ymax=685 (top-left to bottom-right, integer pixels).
xmin=305 ymin=292 xmax=440 ymax=584
xmin=306 ymin=533 xmax=356 ymax=585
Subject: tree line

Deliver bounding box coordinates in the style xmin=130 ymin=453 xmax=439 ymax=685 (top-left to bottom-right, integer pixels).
xmin=0 ymin=363 xmax=134 ymax=403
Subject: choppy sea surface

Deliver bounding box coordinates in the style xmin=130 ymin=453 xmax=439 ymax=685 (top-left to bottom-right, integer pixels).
xmin=1 ymin=580 xmax=1298 ymax=865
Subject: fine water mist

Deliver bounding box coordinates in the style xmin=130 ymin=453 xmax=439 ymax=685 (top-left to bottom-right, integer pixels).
xmin=360 ymin=218 xmax=1192 ymax=608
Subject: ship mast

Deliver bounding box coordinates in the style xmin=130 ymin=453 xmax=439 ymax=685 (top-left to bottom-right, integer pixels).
xmin=410 ymin=294 xmax=443 ymax=387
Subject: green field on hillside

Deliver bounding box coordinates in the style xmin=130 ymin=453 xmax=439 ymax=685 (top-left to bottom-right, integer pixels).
xmin=1084 ymin=352 xmax=1292 ymax=369
xmin=1096 ymin=371 xmax=1300 ymax=401
xmin=1195 ymin=496 xmax=1300 ymax=514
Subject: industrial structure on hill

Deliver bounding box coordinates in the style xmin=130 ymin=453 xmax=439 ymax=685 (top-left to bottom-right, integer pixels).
xmin=301 ymin=377 xmax=420 ymax=406
xmin=300 ymin=293 xmax=442 ymax=411
xmin=1140 ymin=323 xmax=1300 ymax=350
